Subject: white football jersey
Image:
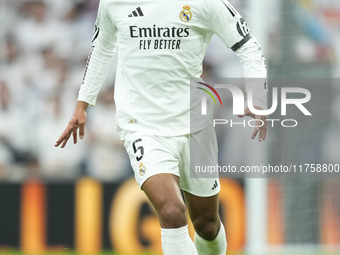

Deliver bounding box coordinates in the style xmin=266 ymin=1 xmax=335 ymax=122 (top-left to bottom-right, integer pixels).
xmin=78 ymin=0 xmax=267 ymax=136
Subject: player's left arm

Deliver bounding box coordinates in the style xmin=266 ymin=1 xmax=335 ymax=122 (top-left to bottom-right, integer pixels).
xmin=235 ymin=38 xmax=268 ymax=142
xmin=206 ymin=0 xmax=268 ymax=141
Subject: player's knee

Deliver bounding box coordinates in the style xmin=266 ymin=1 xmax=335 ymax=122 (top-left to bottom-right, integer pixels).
xmin=192 ymin=213 xmax=220 ymax=241
xmin=159 ymin=201 xmax=187 ymax=228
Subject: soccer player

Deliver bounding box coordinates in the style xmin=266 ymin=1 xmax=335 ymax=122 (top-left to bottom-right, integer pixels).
xmin=55 ymin=0 xmax=267 ymax=254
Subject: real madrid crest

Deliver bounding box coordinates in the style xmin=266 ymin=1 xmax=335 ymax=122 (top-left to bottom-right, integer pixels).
xmin=139 ymin=163 xmax=146 ymax=176
xmin=180 ymin=5 xmax=192 ymax=22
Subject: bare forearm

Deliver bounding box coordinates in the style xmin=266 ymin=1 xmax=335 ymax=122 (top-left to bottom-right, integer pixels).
xmin=76 ymin=101 xmax=89 ymax=111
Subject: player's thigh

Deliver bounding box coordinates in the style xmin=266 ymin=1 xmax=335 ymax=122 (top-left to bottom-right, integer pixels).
xmin=184 ymin=191 xmax=220 ymax=239
xmin=123 ymin=131 xmax=186 ymax=227
xmin=143 ymin=173 xmax=187 ymax=228
xmin=184 ymin=191 xmax=220 ymax=223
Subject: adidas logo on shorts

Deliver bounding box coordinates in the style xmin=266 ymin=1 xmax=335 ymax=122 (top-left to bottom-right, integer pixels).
xmin=212 ymin=180 xmax=218 ymax=190
xmin=128 ymin=7 xmax=144 ymax=17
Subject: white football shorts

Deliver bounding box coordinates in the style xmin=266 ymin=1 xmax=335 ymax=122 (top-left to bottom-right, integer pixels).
xmin=121 ymin=124 xmax=220 ymax=197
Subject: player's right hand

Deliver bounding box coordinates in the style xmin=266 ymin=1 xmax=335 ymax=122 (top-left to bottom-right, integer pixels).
xmin=54 ymin=101 xmax=89 ymax=148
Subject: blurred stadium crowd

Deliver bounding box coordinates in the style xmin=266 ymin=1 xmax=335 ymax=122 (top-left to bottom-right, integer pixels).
xmin=0 ymin=0 xmax=339 ymax=182
xmin=0 ymin=0 xmax=129 ymax=181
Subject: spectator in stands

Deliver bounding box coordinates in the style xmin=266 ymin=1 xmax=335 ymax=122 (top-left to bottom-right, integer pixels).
xmin=86 ymin=87 xmax=131 ymax=182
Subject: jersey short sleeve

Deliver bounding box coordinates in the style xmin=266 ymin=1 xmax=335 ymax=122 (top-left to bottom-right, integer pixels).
xmin=207 ymin=0 xmax=252 ymax=52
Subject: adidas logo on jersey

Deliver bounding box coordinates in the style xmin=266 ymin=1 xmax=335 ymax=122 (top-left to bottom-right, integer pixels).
xmin=212 ymin=180 xmax=219 ymax=190
xmin=128 ymin=7 xmax=144 ymax=17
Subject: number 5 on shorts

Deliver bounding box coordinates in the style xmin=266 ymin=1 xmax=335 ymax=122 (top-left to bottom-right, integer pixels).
xmin=132 ymin=139 xmax=144 ymax=161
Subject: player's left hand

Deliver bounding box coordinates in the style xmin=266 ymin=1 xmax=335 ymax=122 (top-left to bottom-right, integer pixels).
xmin=237 ymin=107 xmax=267 ymax=142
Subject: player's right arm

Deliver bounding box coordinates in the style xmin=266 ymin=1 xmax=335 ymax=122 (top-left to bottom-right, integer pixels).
xmin=54 ymin=101 xmax=88 ymax=148
xmin=55 ymin=0 xmax=117 ymax=148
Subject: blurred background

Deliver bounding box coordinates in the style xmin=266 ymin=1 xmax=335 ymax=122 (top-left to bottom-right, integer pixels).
xmin=0 ymin=0 xmax=339 ymax=254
